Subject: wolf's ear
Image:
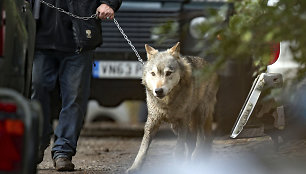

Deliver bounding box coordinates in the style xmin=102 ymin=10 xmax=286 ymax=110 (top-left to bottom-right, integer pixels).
xmin=145 ymin=44 xmax=158 ymax=61
xmin=168 ymin=42 xmax=180 ymax=59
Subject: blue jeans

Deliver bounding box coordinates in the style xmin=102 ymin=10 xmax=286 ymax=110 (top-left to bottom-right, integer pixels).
xmin=31 ymin=50 xmax=93 ymax=160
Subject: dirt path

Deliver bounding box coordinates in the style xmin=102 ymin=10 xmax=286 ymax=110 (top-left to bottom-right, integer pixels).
xmin=37 ymin=123 xmax=306 ymax=174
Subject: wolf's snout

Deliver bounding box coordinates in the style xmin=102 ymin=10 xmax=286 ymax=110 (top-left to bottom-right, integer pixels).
xmin=155 ymin=88 xmax=163 ymax=95
xmin=154 ymin=88 xmax=164 ymax=98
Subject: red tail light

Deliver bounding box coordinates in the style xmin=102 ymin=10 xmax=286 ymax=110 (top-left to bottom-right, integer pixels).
xmin=269 ymin=42 xmax=280 ymax=65
xmin=0 ymin=118 xmax=24 ymax=171
xmin=0 ymin=102 xmax=17 ymax=113
xmin=0 ymin=10 xmax=5 ymax=57
xmin=0 ymin=119 xmax=24 ymax=171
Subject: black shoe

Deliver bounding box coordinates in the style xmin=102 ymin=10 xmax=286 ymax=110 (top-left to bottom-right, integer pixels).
xmin=53 ymin=157 xmax=75 ymax=171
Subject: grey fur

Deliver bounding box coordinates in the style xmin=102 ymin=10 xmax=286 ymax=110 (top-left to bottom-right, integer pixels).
xmin=127 ymin=43 xmax=219 ymax=174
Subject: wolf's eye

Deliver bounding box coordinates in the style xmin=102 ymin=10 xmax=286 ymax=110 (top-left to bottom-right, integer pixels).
xmin=165 ymin=71 xmax=172 ymax=76
xmin=151 ymin=72 xmax=156 ymax=76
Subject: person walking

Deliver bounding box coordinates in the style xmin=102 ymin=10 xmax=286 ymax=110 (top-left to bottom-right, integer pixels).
xmin=31 ymin=0 xmax=121 ymax=171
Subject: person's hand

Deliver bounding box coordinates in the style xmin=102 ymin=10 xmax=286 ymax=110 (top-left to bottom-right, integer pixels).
xmin=96 ymin=4 xmax=114 ymax=20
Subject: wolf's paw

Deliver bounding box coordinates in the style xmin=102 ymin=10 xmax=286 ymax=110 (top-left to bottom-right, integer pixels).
xmin=126 ymin=166 xmax=140 ymax=174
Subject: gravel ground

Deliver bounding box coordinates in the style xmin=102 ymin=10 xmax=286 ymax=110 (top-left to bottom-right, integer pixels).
xmin=37 ymin=123 xmax=306 ymax=174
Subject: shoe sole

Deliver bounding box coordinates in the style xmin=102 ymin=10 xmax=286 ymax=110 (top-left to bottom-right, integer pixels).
xmin=53 ymin=159 xmax=75 ymax=171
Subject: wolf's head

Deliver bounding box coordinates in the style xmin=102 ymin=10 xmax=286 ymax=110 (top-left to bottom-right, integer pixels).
xmin=142 ymin=42 xmax=186 ymax=99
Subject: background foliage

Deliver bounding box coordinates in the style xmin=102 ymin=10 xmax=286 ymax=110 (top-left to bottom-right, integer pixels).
xmin=202 ymin=0 xmax=306 ymax=79
xmin=155 ymin=0 xmax=305 ymax=82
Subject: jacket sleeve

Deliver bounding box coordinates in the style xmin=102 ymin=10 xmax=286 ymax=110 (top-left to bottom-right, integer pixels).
xmin=100 ymin=0 xmax=122 ymax=12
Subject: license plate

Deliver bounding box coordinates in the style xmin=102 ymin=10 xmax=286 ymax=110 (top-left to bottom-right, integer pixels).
xmin=92 ymin=61 xmax=143 ymax=79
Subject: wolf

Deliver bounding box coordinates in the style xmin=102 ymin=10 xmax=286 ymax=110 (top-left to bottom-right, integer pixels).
xmin=127 ymin=42 xmax=219 ymax=174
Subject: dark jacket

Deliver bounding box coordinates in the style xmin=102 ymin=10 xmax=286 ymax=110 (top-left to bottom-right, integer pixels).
xmin=34 ymin=0 xmax=121 ymax=52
